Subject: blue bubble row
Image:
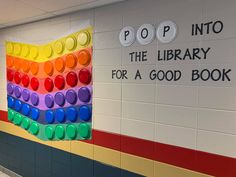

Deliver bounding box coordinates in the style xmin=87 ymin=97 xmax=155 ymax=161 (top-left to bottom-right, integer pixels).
xmin=7 ymin=96 xmax=92 ymax=124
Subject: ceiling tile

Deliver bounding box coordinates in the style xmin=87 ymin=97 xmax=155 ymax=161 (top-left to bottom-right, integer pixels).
xmin=52 ymin=0 xmax=125 ymax=15
xmin=19 ymin=0 xmax=96 ymax=12
xmin=0 ymin=0 xmax=125 ymax=29
xmin=0 ymin=0 xmax=46 ymax=24
xmin=2 ymin=13 xmax=54 ymax=27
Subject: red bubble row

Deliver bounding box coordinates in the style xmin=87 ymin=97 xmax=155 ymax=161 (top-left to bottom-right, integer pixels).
xmin=7 ymin=68 xmax=92 ymax=92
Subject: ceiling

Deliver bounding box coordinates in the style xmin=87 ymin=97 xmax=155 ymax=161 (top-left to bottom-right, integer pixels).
xmin=0 ymin=0 xmax=124 ymax=28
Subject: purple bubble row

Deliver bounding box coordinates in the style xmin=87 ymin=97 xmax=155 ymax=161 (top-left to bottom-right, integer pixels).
xmin=7 ymin=82 xmax=92 ymax=110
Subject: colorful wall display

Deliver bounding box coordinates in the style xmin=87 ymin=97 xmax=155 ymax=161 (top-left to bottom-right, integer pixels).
xmin=5 ymin=27 xmax=93 ymax=141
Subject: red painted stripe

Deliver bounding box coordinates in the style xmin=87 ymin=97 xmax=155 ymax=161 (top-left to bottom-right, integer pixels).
xmin=121 ymin=134 xmax=155 ymax=160
xmin=196 ymin=151 xmax=236 ymax=177
xmin=93 ymin=129 xmax=121 ymax=151
xmin=0 ymin=110 xmax=8 ymax=122
xmin=155 ymin=142 xmax=196 ymax=172
xmin=0 ymin=110 xmax=235 ymax=177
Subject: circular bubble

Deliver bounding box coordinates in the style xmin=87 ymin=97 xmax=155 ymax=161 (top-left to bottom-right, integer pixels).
xmin=30 ymin=77 xmax=39 ymax=91
xmin=45 ymin=94 xmax=54 ymax=108
xmin=54 ymin=41 xmax=64 ymax=54
xmin=14 ymin=72 xmax=21 ymax=84
xmin=66 ymin=107 xmax=78 ymax=122
xmin=22 ymin=74 xmax=30 ymax=87
xmin=22 ymin=104 xmax=30 ymax=116
xmin=45 ymin=126 xmax=54 ymax=140
xmin=44 ymin=78 xmax=54 ymax=92
xmin=66 ymin=124 xmax=77 ymax=139
xmin=54 ymin=75 xmax=65 ymax=90
xmin=22 ymin=118 xmax=30 ymax=130
xmin=55 ymin=109 xmax=65 ymax=123
xmin=45 ymin=110 xmax=54 ymax=124
xmin=30 ymin=62 xmax=39 ymax=75
xmin=66 ymin=54 xmax=77 ymax=69
xmin=54 ymin=92 xmax=65 ymax=106
xmin=22 ymin=89 xmax=30 ymax=102
xmin=78 ymin=69 xmax=91 ymax=85
xmin=44 ymin=61 xmax=54 ymax=76
xmin=65 ymin=90 xmax=77 ymax=105
xmin=29 ymin=47 xmax=38 ymax=59
xmin=78 ymin=123 xmax=90 ymax=139
xmin=7 ymin=83 xmax=14 ymax=95
xmin=55 ymin=125 xmax=65 ymax=139
xmin=8 ymin=109 xmax=15 ymax=122
xmin=14 ymin=113 xmax=23 ymax=125
xmin=14 ymin=86 xmax=22 ymax=98
xmin=78 ymin=49 xmax=91 ymax=66
xmin=14 ymin=58 xmax=22 ymax=71
xmin=77 ymin=31 xmax=90 ymax=46
xmin=22 ymin=60 xmax=30 ymax=73
xmin=7 ymin=57 xmax=14 ymax=68
xmin=31 ymin=93 xmax=39 ymax=106
xmin=78 ymin=105 xmax=91 ymax=121
xmin=78 ymin=87 xmax=91 ymax=102
xmin=7 ymin=70 xmax=14 ymax=81
xmin=65 ymin=36 xmax=77 ymax=51
xmin=6 ymin=43 xmax=13 ymax=54
xmin=21 ymin=45 xmax=29 ymax=57
xmin=43 ymin=45 xmax=53 ymax=58
xmin=66 ymin=71 xmax=78 ymax=87
xmin=14 ymin=100 xmax=22 ymax=112
xmin=31 ymin=108 xmax=40 ymax=121
xmin=7 ymin=97 xmax=15 ymax=108
xmin=55 ymin=57 xmax=65 ymax=73
xmin=30 ymin=122 xmax=39 ymax=135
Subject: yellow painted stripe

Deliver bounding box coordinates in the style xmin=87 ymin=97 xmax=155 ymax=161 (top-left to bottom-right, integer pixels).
xmin=6 ymin=27 xmax=92 ymax=62
xmin=0 ymin=121 xmax=213 ymax=177
xmin=121 ymin=152 xmax=154 ymax=177
xmin=71 ymin=140 xmax=93 ymax=159
xmin=94 ymin=145 xmax=121 ymax=168
xmin=154 ymin=162 xmax=213 ymax=177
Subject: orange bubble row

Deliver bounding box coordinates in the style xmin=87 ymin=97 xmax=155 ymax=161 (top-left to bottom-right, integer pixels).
xmin=7 ymin=48 xmax=92 ymax=78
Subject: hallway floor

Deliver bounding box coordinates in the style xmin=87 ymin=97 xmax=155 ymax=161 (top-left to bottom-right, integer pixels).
xmin=0 ymin=171 xmax=10 ymax=177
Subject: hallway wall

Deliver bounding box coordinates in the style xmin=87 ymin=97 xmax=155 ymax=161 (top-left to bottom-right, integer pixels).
xmin=0 ymin=0 xmax=235 ymax=176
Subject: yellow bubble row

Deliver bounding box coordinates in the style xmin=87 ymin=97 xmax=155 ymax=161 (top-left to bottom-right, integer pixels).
xmin=6 ymin=27 xmax=93 ymax=63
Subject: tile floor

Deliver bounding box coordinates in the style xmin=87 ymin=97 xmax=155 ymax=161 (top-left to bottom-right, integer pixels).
xmin=0 ymin=171 xmax=10 ymax=177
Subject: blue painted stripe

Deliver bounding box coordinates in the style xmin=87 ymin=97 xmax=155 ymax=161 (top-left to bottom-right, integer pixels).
xmin=0 ymin=132 xmax=144 ymax=177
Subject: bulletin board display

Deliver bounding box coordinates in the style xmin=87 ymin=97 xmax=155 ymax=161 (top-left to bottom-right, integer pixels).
xmin=6 ymin=27 xmax=93 ymax=141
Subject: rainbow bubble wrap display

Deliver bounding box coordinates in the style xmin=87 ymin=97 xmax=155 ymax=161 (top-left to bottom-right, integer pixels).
xmin=6 ymin=27 xmax=93 ymax=141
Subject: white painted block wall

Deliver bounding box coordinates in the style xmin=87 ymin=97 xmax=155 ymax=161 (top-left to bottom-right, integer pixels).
xmin=0 ymin=0 xmax=235 ymax=158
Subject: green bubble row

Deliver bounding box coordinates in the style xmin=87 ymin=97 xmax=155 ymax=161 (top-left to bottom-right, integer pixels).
xmin=8 ymin=109 xmax=92 ymax=141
